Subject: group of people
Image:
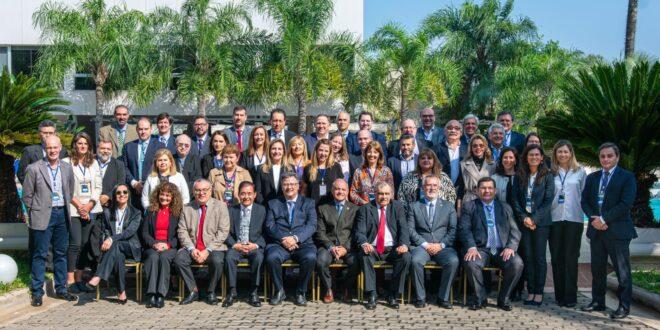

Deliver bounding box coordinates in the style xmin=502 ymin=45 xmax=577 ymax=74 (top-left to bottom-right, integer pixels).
xmin=20 ymin=105 xmax=637 ymax=319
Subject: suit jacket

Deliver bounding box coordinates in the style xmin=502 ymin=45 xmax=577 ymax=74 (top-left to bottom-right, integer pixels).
xmin=505 ymin=130 xmax=526 ymax=154
xmin=458 ymin=198 xmax=521 ymax=255
xmin=253 ymin=164 xmax=293 ymax=205
xmin=226 ymin=203 xmax=267 ymax=249
xmin=347 ymin=132 xmax=388 ymax=158
xmin=460 ymin=158 xmax=496 ymax=202
xmin=303 ymin=132 xmax=332 ymax=156
xmin=386 ymin=154 xmax=418 ymax=193
xmin=511 ymin=172 xmax=555 ymax=227
xmin=99 ymin=205 xmax=142 ymax=260
xmin=17 ymin=144 xmax=68 ymax=183
xmin=265 ymin=196 xmax=317 ymax=246
xmin=386 ymin=135 xmax=431 ymax=158
xmin=201 ymin=153 xmax=221 ymax=180
xmin=417 ymin=126 xmax=445 ymax=147
xmin=100 ymin=157 xmax=126 ymax=197
xmin=348 ymin=154 xmax=363 ymax=178
xmin=209 ymin=166 xmax=253 ymax=205
xmin=354 ymin=200 xmax=409 ymax=248
xmin=98 ymin=124 xmax=138 ymax=158
xmin=315 ymin=201 xmax=358 ymax=250
xmin=581 ymin=167 xmax=637 ymax=240
xmin=239 ymin=150 xmax=267 ymax=179
xmin=434 ymin=142 xmax=468 ymax=180
xmin=191 ymin=134 xmax=211 ymax=158
xmin=267 ymin=129 xmax=296 ymax=148
xmin=141 ymin=210 xmax=179 ymax=249
xmin=120 ymin=137 xmax=160 ymax=184
xmin=178 ymin=198 xmax=230 ymax=251
xmin=174 ymin=153 xmax=202 ymax=200
xmin=344 ymin=132 xmax=356 ymax=154
xmin=302 ymin=163 xmax=344 ymax=204
xmin=22 ymin=159 xmax=74 ymax=230
xmin=155 ymin=134 xmax=177 ymax=155
xmin=224 ymin=126 xmax=252 ymax=151
xmin=407 ymin=199 xmax=457 ymax=248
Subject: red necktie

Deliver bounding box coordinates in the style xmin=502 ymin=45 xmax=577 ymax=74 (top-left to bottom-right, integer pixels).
xmin=195 ymin=204 xmax=207 ymax=251
xmin=376 ymin=206 xmax=386 ymax=254
xmin=236 ymin=129 xmax=243 ymax=152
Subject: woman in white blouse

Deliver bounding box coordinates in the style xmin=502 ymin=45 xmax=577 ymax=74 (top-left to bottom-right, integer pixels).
xmin=253 ymin=139 xmax=293 ymax=205
xmin=549 ymin=140 xmax=586 ymax=308
xmin=142 ymin=149 xmax=190 ymax=209
xmin=62 ymin=132 xmax=103 ymax=292
xmin=330 ymin=132 xmax=351 ymax=183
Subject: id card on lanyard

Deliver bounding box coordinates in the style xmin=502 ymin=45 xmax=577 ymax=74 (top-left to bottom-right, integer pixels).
xmin=318 ymin=168 xmax=327 ymax=196
xmin=78 ymin=164 xmax=91 ymax=196
xmin=367 ymin=168 xmax=376 ymax=201
xmin=525 ymin=176 xmax=534 ymax=213
xmin=558 ymin=171 xmax=568 ymax=204
xmin=224 ymin=170 xmax=236 ymax=204
xmin=49 ymin=164 xmax=61 ymax=202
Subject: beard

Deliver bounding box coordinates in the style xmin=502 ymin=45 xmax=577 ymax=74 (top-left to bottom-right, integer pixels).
xmin=98 ymin=153 xmax=111 ymax=162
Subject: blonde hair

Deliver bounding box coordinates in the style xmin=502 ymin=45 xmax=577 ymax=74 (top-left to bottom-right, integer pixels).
xmin=551 ymin=139 xmax=580 ymax=174
xmin=262 ymin=139 xmax=291 ymax=173
xmin=286 ymin=135 xmax=309 ymax=167
xmin=465 ymin=134 xmax=493 ymax=164
xmin=330 ymin=132 xmax=348 ymax=161
xmin=308 ymin=139 xmax=335 ymax=181
xmin=150 ymin=149 xmax=178 ymax=177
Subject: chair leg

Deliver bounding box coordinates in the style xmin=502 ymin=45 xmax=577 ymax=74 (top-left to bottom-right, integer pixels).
xmin=407 ymin=275 xmax=412 ymax=303
xmin=179 ymin=276 xmax=184 ymax=303
xmin=498 ymin=270 xmax=503 ymax=293
xmin=263 ymin=270 xmax=269 ymax=302
xmin=463 ymin=271 xmax=467 ymax=306
xmin=221 ymin=274 xmax=226 ymax=301
xmin=96 ymin=283 xmax=100 ymax=300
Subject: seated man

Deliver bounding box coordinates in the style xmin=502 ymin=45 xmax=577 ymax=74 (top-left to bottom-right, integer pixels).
xmin=314 ymin=179 xmax=359 ymax=303
xmin=459 ymin=177 xmax=523 ymax=311
xmin=265 ymin=172 xmax=317 ymax=306
xmin=355 ymin=182 xmax=410 ymax=310
xmin=175 ymin=179 xmax=230 ymax=305
xmin=223 ymin=182 xmax=266 ymax=308
xmin=408 ymin=175 xmax=459 ymax=309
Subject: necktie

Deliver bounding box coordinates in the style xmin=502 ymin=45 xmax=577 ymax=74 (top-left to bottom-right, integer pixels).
xmin=196 ymin=205 xmax=207 ymax=251
xmin=504 ymin=132 xmax=511 ymax=147
xmin=160 ymin=136 xmax=167 ymax=144
xmin=118 ymin=128 xmax=125 ymax=150
xmin=485 ymin=205 xmax=497 ymax=255
xmin=428 ymin=202 xmax=434 ymax=226
xmin=138 ymin=141 xmax=146 ymax=180
xmin=237 ymin=130 xmax=243 ymax=152
xmin=198 ymin=139 xmax=204 ymax=152
xmin=336 ymin=203 xmax=343 ymax=216
xmin=287 ymin=201 xmax=295 ymax=225
xmin=376 ymin=206 xmax=386 ymax=254
xmin=600 ymin=171 xmax=610 ymax=194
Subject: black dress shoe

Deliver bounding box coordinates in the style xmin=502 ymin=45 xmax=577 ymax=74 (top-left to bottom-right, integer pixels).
xmin=387 ymin=295 xmax=399 ymax=309
xmin=468 ymin=302 xmax=481 ymax=311
xmin=180 ymin=291 xmax=198 ymax=305
xmin=55 ymin=292 xmax=78 ymax=302
xmin=117 ymin=298 xmax=127 ymax=305
xmin=438 ymin=300 xmax=453 ymax=309
xmin=294 ymin=293 xmax=307 ymax=306
xmin=156 ymin=295 xmax=165 ymax=308
xmin=365 ymin=292 xmax=377 ymax=310
xmin=85 ymin=282 xmax=98 ymax=292
xmin=497 ymin=303 xmax=513 ymax=311
xmin=610 ymin=306 xmax=629 ymax=319
xmin=222 ymin=293 xmax=236 ymax=307
xmin=269 ymin=290 xmax=286 ymax=306
xmin=564 ymin=302 xmax=576 ymax=308
xmin=581 ymin=301 xmax=606 ymax=312
xmin=414 ymin=300 xmax=426 ymax=308
xmin=247 ymin=292 xmax=262 ymax=307
xmin=146 ymin=294 xmax=156 ymax=308
xmin=206 ymin=292 xmax=219 ymax=305
xmin=31 ymin=295 xmax=43 ymax=307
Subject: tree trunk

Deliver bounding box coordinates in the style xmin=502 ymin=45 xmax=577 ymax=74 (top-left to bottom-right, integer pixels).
xmin=197 ymin=94 xmax=209 ymax=116
xmin=631 ymin=171 xmax=657 ymax=228
xmin=399 ymin=74 xmax=408 ymax=122
xmin=456 ymin=74 xmax=473 ymax=118
xmin=0 ymin=150 xmax=21 ymax=223
xmin=94 ymin=84 xmax=105 ymax=146
xmin=625 ymin=0 xmax=638 ymax=59
xmin=296 ymin=91 xmax=308 ymax=134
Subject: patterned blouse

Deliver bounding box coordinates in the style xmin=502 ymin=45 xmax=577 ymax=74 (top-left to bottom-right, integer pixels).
xmin=349 ymin=166 xmax=395 ymax=206
xmin=397 ymin=171 xmax=457 ymax=205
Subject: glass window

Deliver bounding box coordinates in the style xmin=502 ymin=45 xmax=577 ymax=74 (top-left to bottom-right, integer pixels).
xmin=0 ymin=47 xmax=7 ymax=73
xmin=11 ymin=47 xmax=40 ymax=76
xmin=74 ymin=73 xmax=95 ymax=90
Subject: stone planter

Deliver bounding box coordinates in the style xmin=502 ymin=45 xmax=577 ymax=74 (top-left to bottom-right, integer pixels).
xmin=631 ymin=227 xmax=660 ymax=264
xmin=0 ymin=223 xmax=28 ymax=251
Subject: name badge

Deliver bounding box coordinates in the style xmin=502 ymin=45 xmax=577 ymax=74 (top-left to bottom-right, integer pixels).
xmin=319 ymin=184 xmax=327 ymax=197
xmin=487 ymin=219 xmax=495 ymax=228
xmin=525 ymin=196 xmax=532 ymax=213
xmin=597 ymin=192 xmax=604 ymax=206
xmin=558 ymin=193 xmax=565 ymax=204
xmin=81 ymin=183 xmax=90 ymax=194
xmin=52 ymin=192 xmax=60 ymax=202
xmin=368 ymin=193 xmax=375 ymax=201
xmin=224 ymin=190 xmax=233 ymax=202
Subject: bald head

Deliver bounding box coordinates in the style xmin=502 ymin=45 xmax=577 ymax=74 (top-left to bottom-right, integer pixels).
xmin=332 ymin=178 xmax=349 ymax=202
xmin=44 ymin=136 xmax=62 ymax=163
xmin=176 ymin=134 xmax=192 ymax=157
xmin=357 ymin=129 xmax=373 ymax=151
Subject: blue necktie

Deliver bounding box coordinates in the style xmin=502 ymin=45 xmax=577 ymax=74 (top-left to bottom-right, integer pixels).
xmin=485 ymin=205 xmax=497 ymax=255
xmin=336 ymin=203 xmax=343 ymax=216
xmin=428 ymin=202 xmax=434 ymax=226
xmin=287 ymin=201 xmax=295 ymax=225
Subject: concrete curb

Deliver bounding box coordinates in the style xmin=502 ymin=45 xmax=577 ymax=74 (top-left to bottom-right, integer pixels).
xmin=607 ymin=274 xmax=660 ymax=313
xmin=0 ymin=279 xmax=65 ymax=327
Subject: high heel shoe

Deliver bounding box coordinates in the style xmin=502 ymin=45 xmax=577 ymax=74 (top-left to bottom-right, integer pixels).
xmin=532 ymin=296 xmax=544 ymax=306
xmin=117 ymin=298 xmax=127 ymax=305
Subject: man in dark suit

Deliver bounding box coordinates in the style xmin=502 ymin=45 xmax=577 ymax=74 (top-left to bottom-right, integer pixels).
xmin=387 ymin=118 xmax=431 ymax=157
xmin=120 ymin=117 xmax=160 ymax=209
xmin=434 ymin=120 xmax=467 ymax=197
xmin=17 ymin=120 xmax=68 ymax=184
xmin=386 ymin=134 xmax=417 ymax=193
xmin=581 ymin=143 xmax=637 ymax=319
xmin=418 ymin=108 xmax=445 ymax=146
xmin=408 ymin=175 xmax=459 ymax=309
xmin=336 ymin=111 xmax=352 ymax=141
xmin=191 ymin=115 xmax=211 ymax=158
xmin=487 ymin=123 xmax=505 ymax=163
xmin=224 ymin=105 xmax=252 ymax=153
xmin=347 ymin=111 xmax=387 ymax=158
xmin=223 ymin=182 xmax=266 ymax=308
xmin=97 ymin=139 xmax=126 ymax=207
xmin=303 ymin=114 xmax=331 ymax=155
xmin=460 ymin=114 xmax=480 ymax=145
xmin=265 ymin=172 xmax=317 ymax=306
xmin=315 ymin=179 xmax=359 ymax=303
xmin=267 ymin=108 xmax=296 ymax=148
xmin=459 ymin=177 xmax=523 ymax=311
xmin=348 ymin=129 xmax=372 ymax=175
xmin=174 ymin=134 xmax=202 ymax=200
xmin=355 ymin=182 xmax=411 ymax=310
xmin=497 ymin=111 xmax=525 ymax=154
xmin=155 ymin=112 xmax=177 ymax=154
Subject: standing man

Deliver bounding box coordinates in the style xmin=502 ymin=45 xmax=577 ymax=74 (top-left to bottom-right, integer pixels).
xmin=348 ymin=130 xmax=372 ymax=176
xmin=17 ymin=120 xmax=68 ymax=183
xmin=497 ymin=111 xmax=525 ymax=154
xmin=386 ymin=134 xmax=417 ymax=193
xmin=418 ymin=108 xmax=445 ymax=146
xmin=336 ymin=111 xmax=352 ymax=141
xmin=387 ymin=118 xmax=430 ymax=157
xmin=581 ymin=143 xmax=637 ymax=319
xmin=459 ymin=177 xmax=523 ymax=311
xmin=224 ymin=105 xmax=252 ymax=153
xmin=315 ymin=179 xmax=359 ymax=303
xmin=22 ymin=136 xmax=77 ymax=306
xmin=174 ymin=134 xmax=202 ymax=200
xmin=155 ymin=113 xmax=177 ymax=154
xmin=487 ymin=123 xmax=505 ymax=163
xmin=267 ymin=108 xmax=296 ymax=147
xmin=408 ymin=175 xmax=459 ymax=309
xmin=223 ymin=182 xmax=266 ymax=308
xmin=120 ymin=117 xmax=160 ymax=208
xmin=303 ymin=114 xmax=331 ymax=155
xmin=264 ymin=173 xmax=317 ymax=306
xmin=97 ymin=139 xmax=126 ymax=207
xmin=191 ymin=115 xmax=211 ymax=158
xmin=355 ymin=182 xmax=411 ymax=310
xmin=175 ymin=179 xmax=230 ymax=305
xmin=460 ymin=114 xmax=480 ymax=145
xmin=348 ymin=112 xmax=387 ymax=158
xmin=434 ymin=120 xmax=467 ymax=193
xmin=98 ymin=105 xmax=137 ymax=158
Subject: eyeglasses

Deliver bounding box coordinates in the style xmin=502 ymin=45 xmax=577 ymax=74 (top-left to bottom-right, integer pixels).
xmin=194 ymin=188 xmax=211 ymax=193
xmin=115 ymin=190 xmax=129 ymax=195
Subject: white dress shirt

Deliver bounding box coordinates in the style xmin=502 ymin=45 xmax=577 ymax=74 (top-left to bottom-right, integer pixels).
xmin=141 ymin=172 xmax=190 ymax=209
xmin=370 ymin=205 xmax=394 ymax=247
xmin=551 ymin=167 xmax=587 ymax=223
xmin=272 ymin=165 xmax=281 ymax=192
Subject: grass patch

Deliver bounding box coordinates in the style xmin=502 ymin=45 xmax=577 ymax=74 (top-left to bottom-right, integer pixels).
xmin=631 ymin=269 xmax=659 ymax=295
xmin=0 ymin=251 xmax=30 ymax=296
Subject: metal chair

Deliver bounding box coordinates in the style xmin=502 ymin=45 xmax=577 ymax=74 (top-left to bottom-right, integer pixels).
xmin=263 ymin=260 xmax=316 ymax=301
xmin=406 ymin=261 xmax=455 ymax=303
xmin=357 ymin=261 xmax=405 ymax=304
xmin=95 ymin=261 xmax=142 ymax=302
xmin=462 ymin=266 xmax=503 ymax=305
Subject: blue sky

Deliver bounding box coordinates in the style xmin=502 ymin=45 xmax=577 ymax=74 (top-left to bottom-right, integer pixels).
xmin=363 ymin=0 xmax=660 ymax=60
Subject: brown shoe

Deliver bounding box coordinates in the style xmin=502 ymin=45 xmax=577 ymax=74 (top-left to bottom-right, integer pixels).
xmin=323 ymin=290 xmax=334 ymax=303
xmin=342 ymin=288 xmax=352 ymax=303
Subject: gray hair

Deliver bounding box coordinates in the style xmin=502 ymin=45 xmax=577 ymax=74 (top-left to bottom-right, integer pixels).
xmin=487 ymin=123 xmax=505 ymax=135
xmin=374 ymin=181 xmax=392 ymax=193
xmin=193 ymin=178 xmax=212 ymax=188
xmin=445 ymin=120 xmax=462 ymax=130
xmin=462 ymin=113 xmax=480 ymax=125
xmin=175 ymin=134 xmax=192 ymax=144
xmin=598 ymin=142 xmax=620 ymax=157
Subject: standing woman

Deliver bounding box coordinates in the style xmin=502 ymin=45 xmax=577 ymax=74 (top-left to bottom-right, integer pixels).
xmin=86 ymin=184 xmax=142 ymax=304
xmin=286 ymin=135 xmax=309 ymax=181
xmin=302 ymin=139 xmax=343 ymax=204
xmin=330 ymin=133 xmax=351 ymax=183
xmin=141 ymin=149 xmax=190 ymax=209
xmin=63 ymin=132 xmax=103 ymax=292
xmin=525 ymin=132 xmax=551 ymax=168
xmin=141 ymin=182 xmax=183 ymax=308
xmin=253 ymin=139 xmax=292 ymax=205
xmin=512 ymin=145 xmax=555 ymax=306
xmin=349 ymin=141 xmax=394 ymax=206
xmin=491 ymin=147 xmax=519 ymax=205
xmin=459 ymin=134 xmax=496 ymax=205
xmin=201 ymin=131 xmax=229 ymax=179
xmin=240 ymin=125 xmax=269 ymax=178
xmin=398 ymin=148 xmax=456 ymax=205
xmin=549 ymin=140 xmax=586 ymax=308
xmin=209 ymin=144 xmax=252 ymax=206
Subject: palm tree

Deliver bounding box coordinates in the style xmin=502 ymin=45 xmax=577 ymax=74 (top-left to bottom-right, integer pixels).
xmin=537 ymin=60 xmax=660 ymax=227
xmin=33 ymin=0 xmax=145 ymax=137
xmin=0 ymin=68 xmax=70 ymax=222
xmin=625 ymin=0 xmax=639 ymax=59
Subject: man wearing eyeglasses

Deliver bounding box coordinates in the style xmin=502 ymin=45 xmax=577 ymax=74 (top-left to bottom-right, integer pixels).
xmin=191 ymin=115 xmax=212 ymax=158
xmin=417 ymin=108 xmax=445 ymax=146
xmin=174 ymin=134 xmax=202 ymax=200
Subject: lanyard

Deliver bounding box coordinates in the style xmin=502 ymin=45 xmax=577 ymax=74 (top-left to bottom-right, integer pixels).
xmin=558 ymin=170 xmax=569 ymax=192
xmin=49 ymin=164 xmax=61 ymax=183
xmin=77 ymin=164 xmax=87 ymax=181
xmin=255 ymin=152 xmax=265 ymax=165
xmin=116 ymin=208 xmax=127 ymax=232
xmin=367 ymin=168 xmax=378 ymax=187
xmin=224 ymin=169 xmax=237 ymax=187
xmin=98 ymin=159 xmax=109 ymax=171
xmin=318 ymin=168 xmax=327 ymax=183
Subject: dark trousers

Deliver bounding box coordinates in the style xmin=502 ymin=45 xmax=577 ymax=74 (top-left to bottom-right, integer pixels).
xmin=360 ymin=248 xmax=411 ymax=296
xmin=590 ymin=234 xmax=632 ymax=310
xmin=143 ymin=248 xmax=177 ymax=296
xmin=463 ymin=248 xmax=524 ymax=305
xmin=174 ymin=249 xmax=225 ymax=294
xmin=521 ymin=226 xmax=550 ymax=295
xmin=265 ymin=243 xmax=316 ymax=295
xmin=411 ymin=246 xmax=459 ymax=302
xmin=95 ymin=241 xmax=134 ymax=293
xmin=315 ymin=247 xmax=359 ymax=293
xmin=30 ymin=208 xmax=68 ymax=297
xmin=67 ymin=214 xmax=97 ymax=272
xmin=225 ymin=248 xmax=264 ymax=293
xmin=549 ymin=221 xmax=583 ymax=304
